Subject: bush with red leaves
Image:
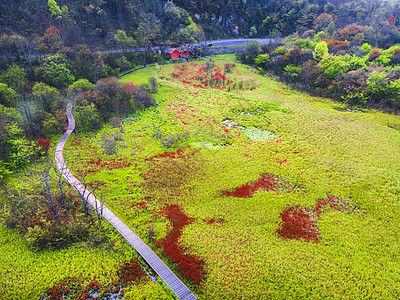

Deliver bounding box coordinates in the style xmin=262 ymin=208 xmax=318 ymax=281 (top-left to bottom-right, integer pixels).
xmin=38 ymin=138 xmax=51 ymax=152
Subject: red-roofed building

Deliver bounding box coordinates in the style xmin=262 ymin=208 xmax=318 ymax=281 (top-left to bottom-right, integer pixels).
xmin=165 ymin=46 xmax=193 ymax=60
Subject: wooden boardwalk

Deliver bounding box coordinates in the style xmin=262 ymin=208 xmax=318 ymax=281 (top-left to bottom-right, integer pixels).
xmin=55 ymin=104 xmax=198 ymax=300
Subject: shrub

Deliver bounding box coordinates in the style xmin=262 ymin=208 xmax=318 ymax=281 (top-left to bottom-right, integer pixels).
xmin=92 ymin=77 xmax=134 ymax=120
xmin=132 ymin=86 xmax=156 ymax=109
xmin=294 ymin=38 xmax=316 ymax=50
xmin=254 ymin=53 xmax=270 ymax=68
xmin=224 ymin=63 xmax=236 ymax=73
xmin=160 ymin=133 xmax=189 ymax=148
xmin=284 ymin=65 xmax=302 ymax=81
xmin=368 ymin=48 xmax=381 ymax=62
xmin=236 ymin=41 xmax=261 ymax=64
xmin=204 ymin=60 xmax=215 ymax=73
xmin=148 ymin=77 xmax=158 ymax=93
xmin=319 ymin=54 xmax=350 ymax=80
xmin=102 ymin=133 xmax=121 ymax=155
xmin=273 ymin=45 xmax=286 ymax=55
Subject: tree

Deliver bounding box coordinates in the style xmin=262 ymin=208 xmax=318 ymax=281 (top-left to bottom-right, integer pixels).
xmin=249 ymin=26 xmax=257 ymax=38
xmin=0 ymin=83 xmax=18 ymax=107
xmin=38 ymin=25 xmax=63 ymax=53
xmin=0 ymin=34 xmax=26 ymax=59
xmin=163 ymin=1 xmax=201 ymax=44
xmin=66 ymin=44 xmax=97 ymax=81
xmin=48 ymin=0 xmax=62 ymax=20
xmin=35 ymin=54 xmax=75 ymax=89
xmin=114 ymin=30 xmax=136 ymax=49
xmin=47 ymin=0 xmax=66 ymax=32
xmin=68 ymin=79 xmax=94 ymax=94
xmin=0 ymin=64 xmax=27 ymax=92
xmin=314 ymin=13 xmax=334 ymax=31
xmin=313 ymin=41 xmax=329 ymax=61
xmin=0 ymin=104 xmax=36 ymax=173
xmin=135 ymin=13 xmax=162 ymax=46
xmin=74 ymin=102 xmax=101 ymax=132
xmin=32 ymin=82 xmax=61 ymax=114
xmin=43 ymin=111 xmax=65 ymax=135
xmin=366 ymin=70 xmax=389 ymax=104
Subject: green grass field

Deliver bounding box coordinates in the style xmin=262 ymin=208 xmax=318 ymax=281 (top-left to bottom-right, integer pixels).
xmin=0 ymin=225 xmax=128 ymax=299
xmin=63 ymin=58 xmax=400 ymax=299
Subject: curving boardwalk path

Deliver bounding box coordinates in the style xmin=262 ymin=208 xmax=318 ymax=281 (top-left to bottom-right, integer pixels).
xmin=55 ymin=104 xmax=198 ymax=300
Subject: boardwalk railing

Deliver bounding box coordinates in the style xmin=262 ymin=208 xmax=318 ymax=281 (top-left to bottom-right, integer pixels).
xmin=55 ymin=104 xmax=198 ymax=300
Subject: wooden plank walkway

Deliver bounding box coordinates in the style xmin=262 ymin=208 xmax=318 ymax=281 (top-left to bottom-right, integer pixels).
xmin=55 ymin=104 xmax=198 ymax=300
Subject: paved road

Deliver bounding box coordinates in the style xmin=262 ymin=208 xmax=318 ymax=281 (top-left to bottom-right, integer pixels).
xmin=194 ymin=38 xmax=283 ymax=47
xmin=0 ymin=38 xmax=282 ymax=59
xmin=55 ymin=104 xmax=198 ymax=300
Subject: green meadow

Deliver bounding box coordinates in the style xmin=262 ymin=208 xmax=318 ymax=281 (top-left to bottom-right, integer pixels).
xmin=0 ymin=224 xmax=127 ymax=299
xmin=62 ymin=58 xmax=400 ymax=299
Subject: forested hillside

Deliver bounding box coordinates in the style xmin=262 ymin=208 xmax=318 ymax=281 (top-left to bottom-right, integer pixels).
xmin=1 ymin=0 xmax=400 ymax=51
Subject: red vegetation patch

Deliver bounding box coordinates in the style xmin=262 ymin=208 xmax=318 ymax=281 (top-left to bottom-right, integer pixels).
xmin=144 ymin=146 xmax=200 ymax=163
xmin=315 ymin=193 xmax=358 ymax=215
xmin=117 ymin=258 xmax=146 ymax=286
xmin=277 ymin=206 xmax=320 ymax=243
xmin=172 ymin=62 xmax=255 ymax=91
xmin=88 ymin=180 xmax=106 ymax=190
xmin=38 ymin=138 xmax=51 ymax=152
xmin=157 ymin=204 xmax=206 ymax=284
xmin=43 ymin=274 xmax=128 ymax=300
xmin=76 ymin=157 xmax=136 ymax=175
xmin=203 ymin=218 xmax=225 ymax=225
xmin=131 ymin=201 xmax=148 ymax=210
xmin=141 ymin=146 xmax=202 ymax=204
xmin=221 ymin=173 xmax=305 ymax=198
xmin=277 ymin=194 xmax=361 ymax=243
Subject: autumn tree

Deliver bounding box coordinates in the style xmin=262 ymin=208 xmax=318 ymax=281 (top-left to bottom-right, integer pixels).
xmin=314 ymin=13 xmax=334 ymax=31
xmin=38 ymin=25 xmax=63 ymax=53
